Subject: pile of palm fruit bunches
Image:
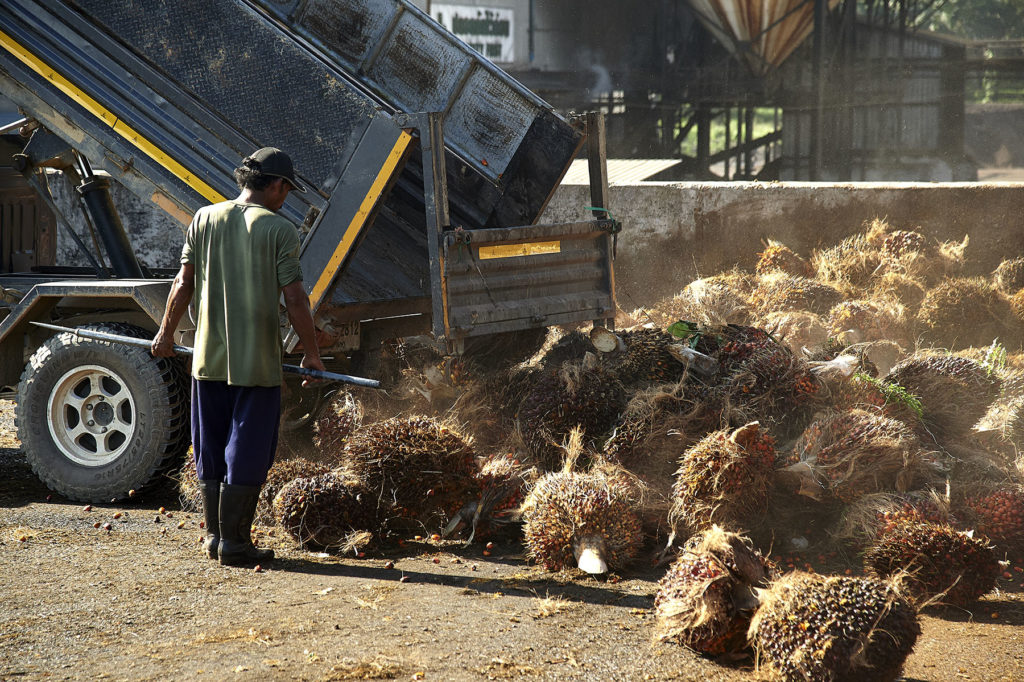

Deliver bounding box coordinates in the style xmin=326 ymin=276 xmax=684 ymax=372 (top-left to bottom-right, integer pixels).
xmin=178 ymin=218 xmax=1024 ymax=679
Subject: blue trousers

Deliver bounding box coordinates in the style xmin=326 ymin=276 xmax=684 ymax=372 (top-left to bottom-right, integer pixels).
xmin=191 ymin=379 xmax=281 ymax=486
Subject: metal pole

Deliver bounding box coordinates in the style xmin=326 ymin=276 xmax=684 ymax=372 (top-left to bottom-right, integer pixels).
xmin=30 ymin=322 xmax=381 ymax=388
xmin=811 ymin=0 xmax=828 ymax=180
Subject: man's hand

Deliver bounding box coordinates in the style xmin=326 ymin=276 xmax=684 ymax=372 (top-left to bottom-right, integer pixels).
xmin=300 ymin=353 xmax=327 ymax=387
xmin=152 ymin=263 xmax=195 ymax=358
xmin=150 ymin=330 xmax=177 ymax=358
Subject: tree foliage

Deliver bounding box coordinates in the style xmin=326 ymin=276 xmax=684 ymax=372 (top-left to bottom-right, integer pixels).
xmin=922 ymin=0 xmax=1024 ymax=40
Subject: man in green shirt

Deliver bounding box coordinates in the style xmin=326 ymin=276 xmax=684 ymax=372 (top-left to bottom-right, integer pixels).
xmin=152 ymin=147 xmax=325 ymax=567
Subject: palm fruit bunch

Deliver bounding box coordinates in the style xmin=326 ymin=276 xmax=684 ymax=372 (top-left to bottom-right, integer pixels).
xmin=514 ymin=362 xmax=627 ymax=469
xmin=864 ymin=521 xmax=999 ymax=607
xmin=756 ymin=240 xmax=815 ymax=279
xmin=273 ymin=469 xmax=373 ymax=550
xmin=710 ymin=325 xmax=821 ymax=431
xmin=749 ymin=273 xmax=844 ymax=317
xmin=256 ymin=457 xmax=333 ymax=525
xmin=789 ymin=409 xmax=932 ymax=504
xmin=520 ymin=467 xmax=642 ymax=574
xmin=829 ymin=373 xmax=923 ymax=430
xmin=654 ymin=526 xmax=774 ymax=655
xmin=915 ymin=277 xmax=1015 ymax=350
xmin=879 ymin=229 xmax=930 ymax=260
xmin=611 ymin=327 xmax=686 ymax=385
xmin=539 ymin=330 xmax=593 ymax=368
xmin=831 ymin=491 xmax=956 ymax=551
xmin=602 ymin=411 xmax=653 ymax=466
xmin=869 ymin=271 xmax=927 ymax=312
xmin=812 ymin=232 xmax=884 ymax=289
xmin=748 ymin=572 xmax=920 ymax=682
xmin=445 ymin=454 xmax=537 ymax=543
xmin=640 ymin=272 xmax=753 ymax=328
xmin=958 ymin=484 xmax=1024 ymax=549
xmin=885 ymin=354 xmax=1001 ymax=441
xmin=992 ymin=257 xmax=1024 ymax=295
xmin=312 ymin=392 xmax=363 ymax=456
xmin=602 ymin=382 xmax=719 ymax=478
xmin=670 ymin=422 xmax=776 ymax=533
xmin=759 ymin=311 xmax=828 ymax=355
xmin=339 ymin=415 xmax=479 ymax=534
xmin=825 ymin=299 xmax=908 ymax=346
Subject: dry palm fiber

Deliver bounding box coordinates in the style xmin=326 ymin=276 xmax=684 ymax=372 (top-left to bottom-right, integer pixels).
xmin=915 ymin=277 xmax=1017 ymax=350
xmin=1003 ymin=395 xmax=1024 ymax=450
xmin=339 ymin=415 xmax=479 ymax=534
xmin=993 ymin=257 xmax=1024 ymax=295
xmin=177 ymin=454 xmax=201 ymax=513
xmin=1000 ymin=368 xmax=1024 ymax=399
xmin=1011 ymin=289 xmax=1024 ymax=328
xmin=611 ymin=327 xmax=688 ymax=386
xmin=758 ymin=310 xmax=828 ymax=355
xmin=670 ymin=422 xmax=776 ymax=534
xmin=756 ymin=239 xmax=815 ymax=279
xmin=312 ymin=392 xmax=363 ymax=456
xmin=654 ymin=526 xmax=774 ymax=655
xmin=638 ymin=271 xmax=754 ymax=328
xmin=748 ymin=572 xmax=920 ymax=682
xmin=869 ymin=271 xmax=927 ymax=313
xmin=256 ymin=457 xmax=334 ymax=525
xmin=864 ymin=521 xmax=999 ymax=607
xmin=273 ymin=469 xmax=373 ymax=550
xmin=830 ymin=490 xmax=957 ymax=551
xmin=787 ymin=409 xmax=936 ymax=504
xmin=520 ymin=454 xmax=643 ymax=573
xmin=885 ymin=354 xmax=1002 ymax=441
xmin=514 ymin=360 xmax=627 ymax=469
xmin=955 ymin=482 xmax=1024 ymax=549
xmin=825 ymin=299 xmax=909 ymax=346
xmin=749 ymin=273 xmax=844 ymax=317
xmin=812 ymin=231 xmax=883 ymax=289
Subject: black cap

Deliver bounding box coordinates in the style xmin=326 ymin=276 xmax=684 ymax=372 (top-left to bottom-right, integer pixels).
xmin=245 ymin=147 xmax=307 ymax=192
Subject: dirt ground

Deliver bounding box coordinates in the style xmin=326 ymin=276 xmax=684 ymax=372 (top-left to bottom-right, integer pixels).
xmin=2 ymin=400 xmax=1024 ymax=682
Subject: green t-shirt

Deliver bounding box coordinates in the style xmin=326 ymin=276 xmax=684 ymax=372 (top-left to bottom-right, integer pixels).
xmin=181 ymin=200 xmax=303 ymax=386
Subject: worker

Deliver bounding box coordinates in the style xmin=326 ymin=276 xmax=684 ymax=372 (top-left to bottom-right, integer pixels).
xmin=151 ymin=147 xmax=325 ymax=567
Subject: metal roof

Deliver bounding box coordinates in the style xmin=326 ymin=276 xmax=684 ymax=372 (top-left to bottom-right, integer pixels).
xmin=562 ymin=158 xmax=682 ymax=185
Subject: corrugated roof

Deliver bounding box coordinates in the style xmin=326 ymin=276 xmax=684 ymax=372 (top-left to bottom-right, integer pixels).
xmin=562 ymin=158 xmax=682 ymax=185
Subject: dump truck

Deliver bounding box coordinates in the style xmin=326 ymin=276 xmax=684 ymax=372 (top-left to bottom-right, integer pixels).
xmin=0 ymin=0 xmax=618 ymax=502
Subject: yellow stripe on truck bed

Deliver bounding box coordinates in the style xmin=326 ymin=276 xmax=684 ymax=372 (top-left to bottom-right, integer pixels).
xmin=308 ymin=130 xmax=414 ymax=310
xmin=0 ymin=28 xmax=225 ymax=205
xmin=478 ymin=241 xmax=561 ymax=260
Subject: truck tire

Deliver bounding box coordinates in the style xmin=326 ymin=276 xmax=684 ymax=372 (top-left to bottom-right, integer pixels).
xmin=15 ymin=323 xmax=190 ymax=502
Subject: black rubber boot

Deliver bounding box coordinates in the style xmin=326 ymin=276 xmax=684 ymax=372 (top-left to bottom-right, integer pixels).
xmin=199 ymin=480 xmax=221 ymax=560
xmin=218 ymin=483 xmax=274 ymax=567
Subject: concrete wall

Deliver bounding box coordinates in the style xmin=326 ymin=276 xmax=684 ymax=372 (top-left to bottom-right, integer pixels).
xmin=543 ymin=181 xmax=1024 ymax=309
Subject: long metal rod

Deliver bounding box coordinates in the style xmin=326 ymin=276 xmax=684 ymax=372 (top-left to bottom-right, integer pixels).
xmin=30 ymin=322 xmax=380 ymax=388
